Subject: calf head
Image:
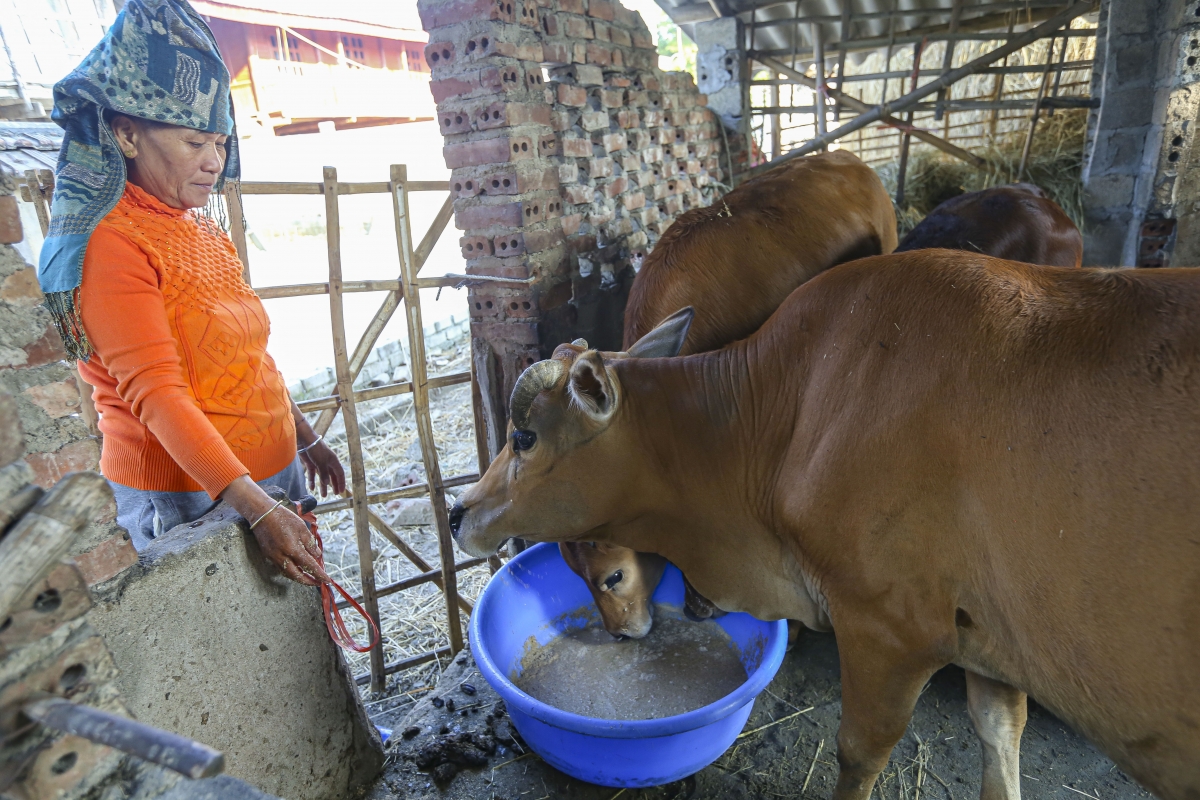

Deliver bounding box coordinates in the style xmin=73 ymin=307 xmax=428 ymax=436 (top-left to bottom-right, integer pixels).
xmin=450 ymin=309 xmax=694 ymax=563
xmin=559 ymin=542 xmax=667 ymax=638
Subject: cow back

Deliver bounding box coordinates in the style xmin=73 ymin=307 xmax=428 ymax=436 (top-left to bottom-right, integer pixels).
xmin=895 ymin=184 xmax=1082 ymax=268
xmin=623 ymin=150 xmax=898 ymax=354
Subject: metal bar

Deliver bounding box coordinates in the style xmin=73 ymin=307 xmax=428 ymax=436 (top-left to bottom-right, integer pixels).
xmin=748 ymin=27 xmax=1095 ymax=59
xmin=834 ymin=0 xmax=851 ymax=120
xmin=747 ymin=0 xmax=1067 ymax=24
xmin=393 ymin=163 xmax=465 ymax=656
xmin=935 ymin=0 xmax=964 ymax=123
xmin=812 ymin=22 xmax=827 ymax=143
xmin=751 ymin=60 xmax=1094 ymax=83
xmin=23 ymin=698 xmax=224 ymax=780
xmin=752 ymin=53 xmax=987 ymax=167
xmin=751 ymin=96 xmax=1095 ymax=114
xmin=323 ymin=165 xmax=387 ymax=693
xmin=354 ymin=646 xmax=453 ymax=686
xmin=749 ymin=1 xmax=1097 ymax=173
xmin=314 ymin=472 xmax=480 ymax=514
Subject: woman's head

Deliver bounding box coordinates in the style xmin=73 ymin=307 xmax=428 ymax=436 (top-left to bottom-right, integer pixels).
xmin=110 ymin=115 xmax=228 ymax=210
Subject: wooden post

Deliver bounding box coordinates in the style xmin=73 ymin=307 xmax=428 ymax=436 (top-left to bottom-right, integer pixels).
xmin=1018 ymin=34 xmax=1059 ymax=181
xmin=934 ymin=0 xmax=963 ymax=124
xmin=812 ymin=22 xmax=827 ymax=145
xmin=223 ymin=182 xmax=251 ymax=284
xmin=769 ymin=79 xmax=781 ymax=160
xmin=834 ymin=0 xmax=851 ymax=120
xmin=391 ymin=164 xmax=464 ymax=656
xmin=896 ymin=38 xmax=926 ymax=208
xmin=323 ymin=166 xmax=387 ymax=692
xmin=989 ymin=12 xmax=1016 ymax=144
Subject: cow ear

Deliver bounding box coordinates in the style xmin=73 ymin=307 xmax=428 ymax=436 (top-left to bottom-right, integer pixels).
xmin=569 ymin=350 xmax=618 ymax=420
xmin=626 ymin=307 xmax=694 ymax=358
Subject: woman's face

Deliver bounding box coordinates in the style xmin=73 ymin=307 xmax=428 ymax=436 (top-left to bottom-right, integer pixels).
xmin=110 ymin=116 xmax=228 ymax=210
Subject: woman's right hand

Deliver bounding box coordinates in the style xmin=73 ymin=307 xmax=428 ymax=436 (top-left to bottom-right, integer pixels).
xmin=220 ymin=476 xmax=330 ymax=586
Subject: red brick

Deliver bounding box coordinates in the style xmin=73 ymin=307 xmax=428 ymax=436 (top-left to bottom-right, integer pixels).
xmin=572 ymin=42 xmax=588 ymax=63
xmin=461 ymin=235 xmax=493 ymax=258
xmin=541 ymin=14 xmax=560 ymax=35
xmin=609 ymin=26 xmax=632 ymax=47
xmin=2 ymin=325 xmax=67 ymax=370
xmin=557 ymin=83 xmax=587 ymax=106
xmin=558 ymin=162 xmax=580 ymax=184
xmin=611 ymin=48 xmax=624 ymax=68
xmin=538 ymin=134 xmax=560 ymax=157
xmin=420 ymin=0 xmax=515 ymax=28
xmin=616 ymin=109 xmax=640 ymax=128
xmin=525 ymin=69 xmax=545 ymax=90
xmin=543 ymin=42 xmax=569 ymax=63
xmin=620 ymin=155 xmax=640 ymax=172
xmin=644 ymin=110 xmax=663 ymax=127
xmin=563 ymin=184 xmax=594 ymax=204
xmin=480 ymin=172 xmax=518 ymax=195
xmin=581 ymin=109 xmax=608 ymax=132
xmin=1 ymin=268 xmax=43 ymax=307
xmin=627 ymin=90 xmax=648 ymax=107
xmin=518 ymin=42 xmax=544 ymax=61
xmin=26 ymin=438 xmax=101 ymax=488
xmin=480 ymin=65 xmax=523 ymax=93
xmin=521 ymin=166 xmax=561 ymax=193
xmin=474 ymin=322 xmax=539 ymax=346
xmin=613 ymin=3 xmax=638 ymax=25
xmin=589 ymin=157 xmax=614 ymax=178
xmin=661 ymin=195 xmax=683 ymax=215
xmin=672 ymin=143 xmax=689 ymax=158
xmin=431 ymin=75 xmax=476 ymax=104
xmin=23 ymin=380 xmax=81 ymax=419
xmin=632 ymin=30 xmax=654 ymax=49
xmin=559 ymin=0 xmax=584 ymax=12
xmin=586 ymin=43 xmax=611 ymax=66
xmin=493 ymin=232 xmax=526 ymax=257
xmin=643 ymin=75 xmax=661 ymax=91
xmin=438 ymin=107 xmax=473 ymax=135
xmin=563 ymin=15 xmax=593 ymax=39
xmin=598 ymin=132 xmax=625 ymax=152
xmin=637 ymin=206 xmax=660 ymax=227
xmin=521 ymin=199 xmax=548 ymax=224
xmin=443 ymin=137 xmax=529 ymax=169
xmin=622 ymin=191 xmax=646 ymax=210
xmin=0 ymin=196 xmax=21 ymax=245
xmin=601 ymin=176 xmax=628 ymax=198
xmin=524 ymin=227 xmax=565 ymax=252
xmin=560 ymin=213 xmax=584 ymax=235
xmin=592 ymin=21 xmax=610 ymax=41
xmin=518 ymin=0 xmax=539 ymax=27
xmin=75 ymin=533 xmax=139 ymax=586
xmin=600 ymin=88 xmax=623 ymax=108
xmin=562 ymin=137 xmax=592 ymax=157
xmin=666 ymin=110 xmax=687 ymax=126
xmin=587 ymin=0 xmax=615 ymax=19
xmin=545 ymin=197 xmax=564 ymax=219
xmin=685 ymin=159 xmax=702 ymax=175
xmin=455 ymin=203 xmax=525 ymax=230
xmin=550 ymin=110 xmax=573 ymax=131
xmin=425 ymin=42 xmax=455 ymax=68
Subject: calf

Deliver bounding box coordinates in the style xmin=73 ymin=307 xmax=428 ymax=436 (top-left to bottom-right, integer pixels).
xmin=565 ymin=150 xmax=897 ymax=637
xmin=896 ymin=183 xmax=1082 ymax=267
xmin=454 ymin=253 xmax=1200 ymax=800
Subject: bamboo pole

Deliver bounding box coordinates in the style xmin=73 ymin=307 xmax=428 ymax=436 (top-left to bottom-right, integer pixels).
xmin=895 ymin=38 xmax=926 ymax=207
xmin=223 ymin=182 xmax=250 ymax=283
xmin=989 ymin=12 xmax=1017 ymax=143
xmin=392 ymin=163 xmax=464 ymax=656
xmin=834 ymin=0 xmax=851 ymax=120
xmin=748 ymin=0 xmax=1096 ymax=174
xmin=323 ymin=165 xmax=387 ymax=692
xmin=934 ymin=0 xmax=964 ymax=123
xmin=1018 ymin=34 xmax=1060 ymax=181
xmin=365 ymin=507 xmax=474 ymax=614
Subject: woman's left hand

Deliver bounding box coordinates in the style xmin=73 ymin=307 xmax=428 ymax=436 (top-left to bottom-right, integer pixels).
xmin=300 ymin=439 xmax=346 ymax=497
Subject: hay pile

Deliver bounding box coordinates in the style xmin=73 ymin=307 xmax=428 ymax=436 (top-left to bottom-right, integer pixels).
xmin=875 ymin=108 xmax=1089 ymax=237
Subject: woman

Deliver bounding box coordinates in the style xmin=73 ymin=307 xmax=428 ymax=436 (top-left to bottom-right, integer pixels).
xmin=36 ymin=0 xmax=342 ymax=586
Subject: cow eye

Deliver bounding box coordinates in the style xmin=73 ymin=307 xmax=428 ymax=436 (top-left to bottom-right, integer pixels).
xmin=511 ymin=430 xmax=537 ymax=452
xmin=603 ymin=570 xmax=623 ymax=590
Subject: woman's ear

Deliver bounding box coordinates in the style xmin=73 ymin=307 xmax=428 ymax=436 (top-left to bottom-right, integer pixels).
xmin=109 ymin=115 xmax=138 ymax=159
xmin=568 ymin=351 xmax=618 ymax=421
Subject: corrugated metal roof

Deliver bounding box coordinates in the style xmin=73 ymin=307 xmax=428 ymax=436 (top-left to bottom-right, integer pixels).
xmin=0 ymin=122 xmax=61 ymax=175
xmin=659 ymin=0 xmax=1090 ymax=56
xmin=191 ymin=0 xmax=426 ymax=40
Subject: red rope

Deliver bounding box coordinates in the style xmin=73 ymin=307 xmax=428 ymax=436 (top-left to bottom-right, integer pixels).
xmin=300 ymin=508 xmax=380 ymax=654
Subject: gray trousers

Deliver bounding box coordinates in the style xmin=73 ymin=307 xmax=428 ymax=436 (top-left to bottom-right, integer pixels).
xmin=110 ymin=458 xmax=307 ymax=553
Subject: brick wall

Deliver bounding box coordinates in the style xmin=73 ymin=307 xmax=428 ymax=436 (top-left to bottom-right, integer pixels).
xmin=0 ymin=166 xmax=135 ymax=583
xmin=417 ymin=0 xmax=727 ymax=443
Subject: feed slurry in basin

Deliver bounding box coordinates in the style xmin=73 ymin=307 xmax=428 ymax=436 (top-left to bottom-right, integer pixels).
xmin=512 ymin=605 xmax=748 ymax=720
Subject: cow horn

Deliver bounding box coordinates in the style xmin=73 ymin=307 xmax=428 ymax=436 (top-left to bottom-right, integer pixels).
xmin=510 ymin=359 xmax=566 ymax=429
xmin=571 ymin=338 xmax=588 ymax=348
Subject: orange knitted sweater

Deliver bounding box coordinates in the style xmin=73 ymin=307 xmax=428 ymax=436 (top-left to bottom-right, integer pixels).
xmin=78 ymin=182 xmax=296 ymax=498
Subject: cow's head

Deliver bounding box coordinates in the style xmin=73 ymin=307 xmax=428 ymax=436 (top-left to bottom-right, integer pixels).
xmin=559 ymin=542 xmax=666 ymax=638
xmin=449 ymin=308 xmax=694 ymax=561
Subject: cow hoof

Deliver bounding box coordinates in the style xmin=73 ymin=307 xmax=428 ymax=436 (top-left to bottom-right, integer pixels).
xmin=785 ymin=620 xmax=803 ymax=652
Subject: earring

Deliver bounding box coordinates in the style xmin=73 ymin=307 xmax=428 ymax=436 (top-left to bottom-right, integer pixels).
xmin=123 ymin=150 xmax=135 ymax=158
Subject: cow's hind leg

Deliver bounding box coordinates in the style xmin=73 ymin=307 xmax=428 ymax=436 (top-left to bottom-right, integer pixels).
xmin=965 ymin=670 xmax=1027 ymax=800
xmin=832 ymin=639 xmax=936 ymax=800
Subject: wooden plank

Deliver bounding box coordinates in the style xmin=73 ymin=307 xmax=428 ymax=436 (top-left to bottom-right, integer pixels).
xmin=239 ymin=181 xmax=323 ymax=195
xmin=392 ymin=163 xmax=464 ymax=656
xmin=224 ymin=182 xmax=250 ymax=283
xmin=255 ymin=279 xmax=402 ymax=300
xmin=934 ymin=0 xmax=965 ymax=122
xmin=1018 ymin=34 xmax=1061 ymax=180
xmin=323 ymin=166 xmax=387 ymax=692
xmin=354 ymin=646 xmax=453 ymax=686
xmin=0 ymin=472 xmax=111 ymax=621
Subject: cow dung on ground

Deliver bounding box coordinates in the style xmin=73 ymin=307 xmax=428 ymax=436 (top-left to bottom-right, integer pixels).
xmin=366 ymin=633 xmax=1152 ymax=800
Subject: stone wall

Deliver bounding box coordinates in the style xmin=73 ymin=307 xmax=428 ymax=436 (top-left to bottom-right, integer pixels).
xmin=0 ymin=166 xmax=134 ymax=584
xmin=1081 ymin=0 xmax=1199 ymax=266
xmin=416 ymin=0 xmax=728 ymax=444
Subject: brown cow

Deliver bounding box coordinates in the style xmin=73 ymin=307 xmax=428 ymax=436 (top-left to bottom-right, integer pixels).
xmin=896 ymin=183 xmax=1082 ymax=268
xmin=451 ymin=253 xmax=1200 ymax=800
xmin=563 ymin=150 xmax=897 ymax=637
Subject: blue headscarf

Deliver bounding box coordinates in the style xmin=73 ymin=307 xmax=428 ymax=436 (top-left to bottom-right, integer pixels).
xmin=37 ymin=0 xmax=240 ymax=361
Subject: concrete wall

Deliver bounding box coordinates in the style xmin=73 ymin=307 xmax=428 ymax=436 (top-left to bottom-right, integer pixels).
xmin=415 ymin=0 xmax=727 ymax=445
xmin=89 ymin=504 xmax=385 ymax=800
xmin=1082 ymin=0 xmax=1199 ymax=266
xmin=0 ymin=166 xmax=136 ymax=586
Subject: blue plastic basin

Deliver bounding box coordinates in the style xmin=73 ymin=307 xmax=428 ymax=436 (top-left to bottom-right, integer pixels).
xmin=470 ymin=543 xmax=788 ymax=787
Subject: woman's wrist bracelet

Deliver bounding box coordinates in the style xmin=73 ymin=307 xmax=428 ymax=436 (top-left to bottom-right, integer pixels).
xmin=297 ymin=434 xmax=323 ymax=455
xmin=250 ymin=499 xmax=286 ymax=530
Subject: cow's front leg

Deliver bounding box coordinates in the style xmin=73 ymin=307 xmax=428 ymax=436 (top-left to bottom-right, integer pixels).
xmin=832 ymin=634 xmax=936 ymax=800
xmin=966 ymin=670 xmax=1027 ymax=800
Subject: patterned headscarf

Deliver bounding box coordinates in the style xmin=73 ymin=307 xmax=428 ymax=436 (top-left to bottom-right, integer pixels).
xmin=37 ymin=0 xmax=240 ymax=361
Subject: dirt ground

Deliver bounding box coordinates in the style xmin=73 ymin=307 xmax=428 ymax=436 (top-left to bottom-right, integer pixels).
xmin=365 ymin=631 xmax=1151 ymax=800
